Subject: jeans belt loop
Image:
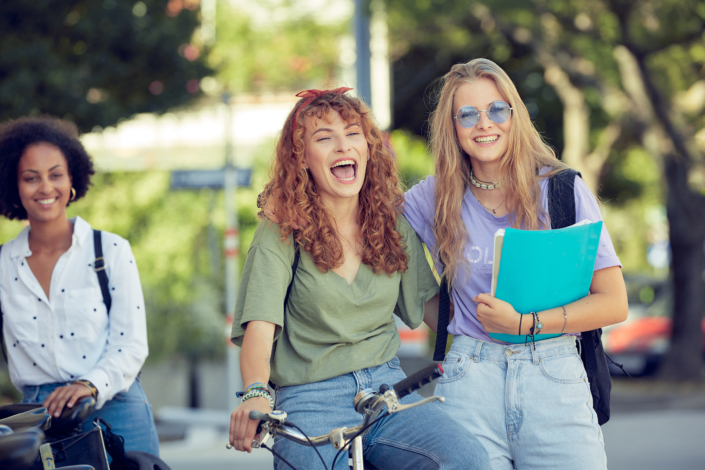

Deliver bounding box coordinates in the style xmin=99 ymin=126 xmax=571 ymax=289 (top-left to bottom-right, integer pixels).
xmin=531 ymin=341 xmax=540 ymax=365
xmin=473 ymin=341 xmax=482 ymax=363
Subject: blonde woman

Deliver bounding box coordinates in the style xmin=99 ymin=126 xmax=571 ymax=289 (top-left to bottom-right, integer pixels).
xmin=402 ymin=59 xmax=628 ymax=469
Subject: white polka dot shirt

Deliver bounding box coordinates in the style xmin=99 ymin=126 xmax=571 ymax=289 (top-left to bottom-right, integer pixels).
xmin=0 ymin=216 xmax=148 ymax=409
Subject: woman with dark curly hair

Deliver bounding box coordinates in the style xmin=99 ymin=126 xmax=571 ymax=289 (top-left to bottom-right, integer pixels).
xmin=228 ymin=89 xmax=488 ymax=469
xmin=0 ymin=116 xmax=159 ymax=456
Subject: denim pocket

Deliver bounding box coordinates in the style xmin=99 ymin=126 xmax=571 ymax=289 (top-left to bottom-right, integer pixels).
xmin=539 ymin=353 xmax=586 ymax=384
xmin=386 ymin=356 xmax=402 ymax=370
xmin=437 ymin=351 xmax=469 ymax=383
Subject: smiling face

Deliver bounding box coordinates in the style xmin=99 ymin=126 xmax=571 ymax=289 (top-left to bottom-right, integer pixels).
xmin=302 ymin=110 xmax=368 ymax=206
xmin=453 ymin=78 xmax=512 ymax=168
xmin=17 ymin=142 xmax=72 ymax=224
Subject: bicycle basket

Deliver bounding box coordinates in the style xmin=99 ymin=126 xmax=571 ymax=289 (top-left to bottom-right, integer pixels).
xmin=25 ymin=425 xmax=110 ymax=470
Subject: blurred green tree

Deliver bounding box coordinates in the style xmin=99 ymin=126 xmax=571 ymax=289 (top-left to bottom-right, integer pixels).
xmin=207 ymin=1 xmax=346 ymax=94
xmin=0 ymin=0 xmax=212 ymax=132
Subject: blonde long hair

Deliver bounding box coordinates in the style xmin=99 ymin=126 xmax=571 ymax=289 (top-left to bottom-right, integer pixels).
xmin=429 ymin=58 xmax=568 ymax=283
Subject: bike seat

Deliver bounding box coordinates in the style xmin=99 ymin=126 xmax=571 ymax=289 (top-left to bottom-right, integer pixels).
xmin=0 ymin=407 xmax=51 ymax=432
xmin=44 ymin=397 xmax=96 ymax=439
xmin=0 ymin=428 xmax=44 ymax=470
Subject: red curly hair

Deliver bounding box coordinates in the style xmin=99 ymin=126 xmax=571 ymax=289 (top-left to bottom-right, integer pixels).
xmin=264 ymin=92 xmax=408 ymax=275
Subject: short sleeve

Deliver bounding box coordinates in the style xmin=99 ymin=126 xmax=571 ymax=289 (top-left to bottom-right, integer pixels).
xmin=230 ymin=221 xmax=295 ymax=346
xmin=394 ymin=215 xmax=440 ymax=329
xmin=573 ymin=176 xmax=622 ymax=271
xmin=403 ymin=177 xmax=437 ymax=248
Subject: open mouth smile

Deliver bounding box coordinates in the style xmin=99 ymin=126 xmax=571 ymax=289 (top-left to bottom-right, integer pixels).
xmin=330 ymin=159 xmax=358 ymax=183
xmin=475 ymin=135 xmax=499 ymax=144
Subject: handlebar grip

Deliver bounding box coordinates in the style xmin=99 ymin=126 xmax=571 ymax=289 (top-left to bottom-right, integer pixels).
xmin=248 ymin=410 xmax=268 ymax=421
xmin=393 ymin=364 xmax=444 ymax=399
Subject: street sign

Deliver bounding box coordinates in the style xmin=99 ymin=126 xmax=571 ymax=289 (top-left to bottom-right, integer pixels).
xmin=170 ymin=168 xmax=252 ymax=189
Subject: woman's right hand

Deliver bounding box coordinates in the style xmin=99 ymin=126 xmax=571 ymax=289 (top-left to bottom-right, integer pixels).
xmin=229 ymin=396 xmax=272 ymax=453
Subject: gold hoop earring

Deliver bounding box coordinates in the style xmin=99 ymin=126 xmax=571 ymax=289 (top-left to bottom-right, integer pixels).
xmin=70 ymin=187 xmax=77 ymax=201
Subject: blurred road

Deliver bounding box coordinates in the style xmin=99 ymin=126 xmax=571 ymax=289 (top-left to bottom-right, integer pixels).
xmin=159 ymin=360 xmax=705 ymax=470
xmin=159 ymin=409 xmax=705 ymax=470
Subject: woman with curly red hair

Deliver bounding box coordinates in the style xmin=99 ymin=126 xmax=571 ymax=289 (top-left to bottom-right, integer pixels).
xmin=228 ymin=89 xmax=488 ymax=469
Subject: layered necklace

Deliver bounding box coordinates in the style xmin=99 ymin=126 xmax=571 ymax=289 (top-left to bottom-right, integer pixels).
xmin=470 ymin=170 xmax=504 ymax=214
xmin=469 ymin=169 xmax=500 ymax=190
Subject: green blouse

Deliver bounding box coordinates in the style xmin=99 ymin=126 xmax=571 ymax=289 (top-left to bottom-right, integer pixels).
xmin=230 ymin=215 xmax=439 ymax=387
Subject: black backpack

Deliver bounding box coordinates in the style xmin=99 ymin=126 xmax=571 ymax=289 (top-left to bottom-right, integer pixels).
xmin=0 ymin=230 xmax=112 ymax=362
xmin=432 ymin=169 xmax=613 ymax=425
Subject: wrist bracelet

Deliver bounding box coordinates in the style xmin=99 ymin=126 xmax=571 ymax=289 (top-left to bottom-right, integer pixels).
xmin=74 ymin=380 xmax=98 ymax=398
xmin=534 ymin=312 xmax=544 ymax=335
xmin=518 ymin=313 xmax=523 ymax=336
xmin=245 ymin=382 xmax=268 ymax=393
xmin=241 ymin=389 xmax=274 ymax=409
xmin=560 ymin=306 xmax=567 ymax=334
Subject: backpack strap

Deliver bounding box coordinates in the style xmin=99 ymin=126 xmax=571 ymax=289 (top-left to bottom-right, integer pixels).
xmin=283 ymin=248 xmax=300 ymax=309
xmin=547 ymin=170 xmax=602 ymax=375
xmin=268 ymin=246 xmax=300 ymax=389
xmin=93 ymin=230 xmax=112 ymax=314
xmin=433 ymin=277 xmax=451 ymax=362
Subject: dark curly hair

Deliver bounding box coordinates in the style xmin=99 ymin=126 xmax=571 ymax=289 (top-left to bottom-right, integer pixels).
xmin=0 ymin=116 xmax=94 ymax=220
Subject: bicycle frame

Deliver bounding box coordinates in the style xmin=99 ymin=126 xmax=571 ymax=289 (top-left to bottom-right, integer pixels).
xmin=228 ymin=363 xmax=445 ymax=470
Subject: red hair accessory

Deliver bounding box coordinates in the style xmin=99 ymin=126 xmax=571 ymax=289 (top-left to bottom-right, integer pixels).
xmin=292 ymin=87 xmax=353 ymax=143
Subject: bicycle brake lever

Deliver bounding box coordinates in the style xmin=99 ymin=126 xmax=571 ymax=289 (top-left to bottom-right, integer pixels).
xmin=384 ymin=394 xmax=445 ymax=415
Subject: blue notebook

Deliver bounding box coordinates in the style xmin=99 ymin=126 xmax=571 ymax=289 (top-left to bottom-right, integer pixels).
xmin=489 ymin=220 xmax=603 ymax=343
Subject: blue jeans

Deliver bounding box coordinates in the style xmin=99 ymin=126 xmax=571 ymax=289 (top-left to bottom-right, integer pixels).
xmin=436 ymin=335 xmax=606 ymax=470
xmin=273 ymin=357 xmax=489 ymax=470
xmin=21 ymin=376 xmax=160 ymax=457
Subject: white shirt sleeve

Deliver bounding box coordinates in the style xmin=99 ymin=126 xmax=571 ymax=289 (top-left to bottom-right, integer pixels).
xmin=81 ymin=235 xmax=148 ymax=408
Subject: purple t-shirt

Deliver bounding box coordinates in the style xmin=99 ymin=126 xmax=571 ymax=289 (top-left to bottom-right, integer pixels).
xmin=403 ymin=174 xmax=622 ymax=343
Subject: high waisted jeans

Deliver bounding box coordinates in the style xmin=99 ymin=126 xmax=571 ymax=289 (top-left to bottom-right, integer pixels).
xmin=272 ymin=357 xmax=490 ymax=470
xmin=21 ymin=376 xmax=160 ymax=457
xmin=435 ymin=335 xmax=606 ymax=470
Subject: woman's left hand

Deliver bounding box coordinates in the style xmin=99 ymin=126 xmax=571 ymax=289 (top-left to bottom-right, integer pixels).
xmin=43 ymin=384 xmax=94 ymax=418
xmin=473 ymin=293 xmax=520 ymax=334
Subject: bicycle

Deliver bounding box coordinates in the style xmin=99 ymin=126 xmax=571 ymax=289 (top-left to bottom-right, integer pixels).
xmin=0 ymin=397 xmax=99 ymax=470
xmin=227 ymin=363 xmax=446 ymax=470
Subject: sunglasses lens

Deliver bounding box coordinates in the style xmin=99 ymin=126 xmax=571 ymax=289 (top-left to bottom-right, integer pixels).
xmin=456 ymin=106 xmax=479 ymax=128
xmin=488 ymin=101 xmax=512 ymax=124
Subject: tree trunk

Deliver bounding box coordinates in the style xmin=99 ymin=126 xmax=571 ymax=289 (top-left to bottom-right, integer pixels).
xmin=657 ymin=158 xmax=705 ymax=380
xmin=613 ymin=45 xmax=705 ymax=380
xmin=189 ymin=358 xmax=200 ymax=408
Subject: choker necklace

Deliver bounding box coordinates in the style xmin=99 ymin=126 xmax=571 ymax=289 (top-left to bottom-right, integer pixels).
xmin=470 ymin=170 xmax=500 ymax=190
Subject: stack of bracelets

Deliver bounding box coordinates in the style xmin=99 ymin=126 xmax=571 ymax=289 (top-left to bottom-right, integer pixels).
xmin=237 ymin=382 xmax=275 ymax=409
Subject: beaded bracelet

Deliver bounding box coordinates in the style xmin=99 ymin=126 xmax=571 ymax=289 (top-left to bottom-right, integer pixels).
xmin=240 ymin=389 xmax=275 ymax=409
xmin=245 ymin=382 xmax=268 ymax=393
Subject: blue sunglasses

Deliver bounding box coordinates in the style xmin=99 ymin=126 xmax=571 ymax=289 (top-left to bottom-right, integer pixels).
xmin=454 ymin=101 xmax=513 ymax=128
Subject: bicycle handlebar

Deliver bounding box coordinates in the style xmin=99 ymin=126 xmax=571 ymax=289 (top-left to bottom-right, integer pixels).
xmin=392 ymin=363 xmax=444 ymax=399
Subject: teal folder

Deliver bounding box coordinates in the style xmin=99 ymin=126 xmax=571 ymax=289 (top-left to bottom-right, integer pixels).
xmin=489 ymin=220 xmax=603 ymax=343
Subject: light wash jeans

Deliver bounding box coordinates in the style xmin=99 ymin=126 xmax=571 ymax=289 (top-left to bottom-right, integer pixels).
xmin=273 ymin=356 xmax=490 ymax=470
xmin=21 ymin=376 xmax=160 ymax=457
xmin=436 ymin=335 xmax=606 ymax=470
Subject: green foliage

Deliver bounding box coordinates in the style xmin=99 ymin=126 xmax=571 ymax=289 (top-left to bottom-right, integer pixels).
xmin=208 ymin=1 xmax=346 ymax=93
xmin=389 ymin=130 xmax=434 ymax=189
xmin=0 ymin=0 xmax=212 ymax=131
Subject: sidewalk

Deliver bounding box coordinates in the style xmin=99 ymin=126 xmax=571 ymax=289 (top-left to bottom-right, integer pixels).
xmin=610 ymin=377 xmax=705 ymax=413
